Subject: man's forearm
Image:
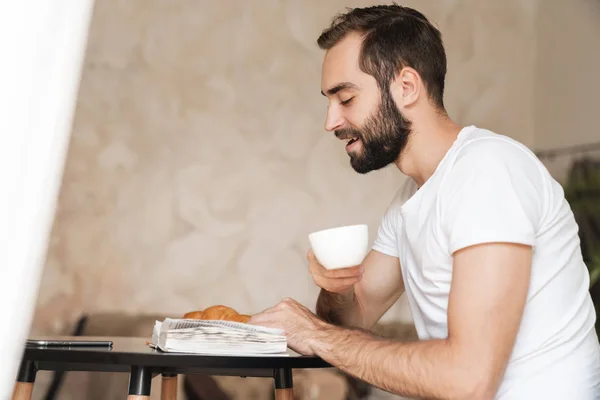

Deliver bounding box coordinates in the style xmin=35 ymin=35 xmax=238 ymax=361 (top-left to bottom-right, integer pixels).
xmin=315 ymin=289 xmax=364 ymax=328
xmin=311 ymin=324 xmax=494 ymax=400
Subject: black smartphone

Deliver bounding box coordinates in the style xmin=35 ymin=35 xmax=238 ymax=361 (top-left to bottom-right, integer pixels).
xmin=26 ymin=338 xmax=113 ymax=347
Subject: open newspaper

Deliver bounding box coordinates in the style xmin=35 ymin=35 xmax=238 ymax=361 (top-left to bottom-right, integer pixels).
xmin=151 ymin=318 xmax=289 ymax=356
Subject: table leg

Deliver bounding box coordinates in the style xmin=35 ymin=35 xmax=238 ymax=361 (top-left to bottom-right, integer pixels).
xmin=160 ymin=373 xmax=177 ymax=400
xmin=275 ymin=388 xmax=293 ymax=400
xmin=127 ymin=366 xmax=152 ymax=400
xmin=274 ymin=368 xmax=293 ymax=400
xmin=11 ymin=360 xmax=36 ymax=400
xmin=11 ymin=383 xmax=33 ymax=400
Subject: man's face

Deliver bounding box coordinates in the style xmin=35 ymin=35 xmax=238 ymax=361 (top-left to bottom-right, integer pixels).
xmin=320 ymin=33 xmax=411 ymax=174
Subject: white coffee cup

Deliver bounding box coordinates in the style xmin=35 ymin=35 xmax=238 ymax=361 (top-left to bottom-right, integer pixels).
xmin=308 ymin=224 xmax=369 ymax=270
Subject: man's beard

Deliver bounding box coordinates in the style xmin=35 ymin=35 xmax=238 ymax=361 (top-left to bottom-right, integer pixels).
xmin=335 ymin=91 xmax=411 ymax=174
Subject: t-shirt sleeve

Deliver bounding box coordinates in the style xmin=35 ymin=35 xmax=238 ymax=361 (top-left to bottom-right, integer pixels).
xmin=371 ymin=203 xmax=400 ymax=257
xmin=440 ymin=138 xmax=542 ymax=255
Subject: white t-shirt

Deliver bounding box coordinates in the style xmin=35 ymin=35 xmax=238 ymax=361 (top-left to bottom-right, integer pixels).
xmin=372 ymin=125 xmax=600 ymax=399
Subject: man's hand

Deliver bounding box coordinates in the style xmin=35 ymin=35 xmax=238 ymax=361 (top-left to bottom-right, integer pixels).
xmin=313 ymin=249 xmax=404 ymax=329
xmin=308 ymin=249 xmax=363 ymax=294
xmin=249 ymin=298 xmax=327 ymax=356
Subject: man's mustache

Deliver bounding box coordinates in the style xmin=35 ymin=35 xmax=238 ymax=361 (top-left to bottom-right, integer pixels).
xmin=335 ymin=129 xmax=362 ymax=141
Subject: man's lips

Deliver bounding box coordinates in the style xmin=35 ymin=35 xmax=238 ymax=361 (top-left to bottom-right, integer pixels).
xmin=335 ymin=131 xmax=361 ymax=150
xmin=345 ymin=137 xmax=361 ymax=150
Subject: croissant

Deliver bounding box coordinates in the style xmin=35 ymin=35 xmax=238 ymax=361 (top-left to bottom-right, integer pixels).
xmin=183 ymin=305 xmax=252 ymax=323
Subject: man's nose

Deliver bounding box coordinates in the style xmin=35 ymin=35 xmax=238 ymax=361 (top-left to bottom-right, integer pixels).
xmin=324 ymin=106 xmax=344 ymax=132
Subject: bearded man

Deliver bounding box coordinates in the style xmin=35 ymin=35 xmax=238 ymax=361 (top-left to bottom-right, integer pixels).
xmin=250 ymin=4 xmax=600 ymax=399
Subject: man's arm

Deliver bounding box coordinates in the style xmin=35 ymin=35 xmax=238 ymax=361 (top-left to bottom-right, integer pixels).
xmin=311 ymin=242 xmax=532 ymax=400
xmin=314 ymin=249 xmax=404 ymax=330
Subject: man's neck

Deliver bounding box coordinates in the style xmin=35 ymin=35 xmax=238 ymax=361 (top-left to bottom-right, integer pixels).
xmin=395 ymin=113 xmax=463 ymax=187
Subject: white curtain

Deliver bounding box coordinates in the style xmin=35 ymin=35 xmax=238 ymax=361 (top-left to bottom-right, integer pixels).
xmin=0 ymin=1 xmax=95 ymax=397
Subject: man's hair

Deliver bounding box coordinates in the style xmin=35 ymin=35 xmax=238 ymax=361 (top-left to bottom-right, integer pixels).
xmin=317 ymin=3 xmax=447 ymax=110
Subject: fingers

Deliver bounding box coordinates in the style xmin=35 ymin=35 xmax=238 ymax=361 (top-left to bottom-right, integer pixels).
xmin=250 ymin=298 xmax=298 ymax=324
xmin=248 ymin=315 xmax=276 ymax=329
xmin=247 ymin=314 xmax=262 ymax=325
xmin=310 ymin=262 xmax=363 ymax=279
xmin=248 ymin=299 xmax=298 ymax=329
xmin=248 ymin=311 xmax=274 ymax=325
xmin=306 ymin=249 xmax=364 ymax=293
xmin=313 ymin=274 xmax=362 ymax=292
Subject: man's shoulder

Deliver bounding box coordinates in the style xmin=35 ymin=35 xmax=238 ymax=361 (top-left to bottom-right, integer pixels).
xmin=435 ymin=126 xmax=550 ymax=213
xmin=455 ymin=127 xmax=536 ymax=164
xmin=446 ymin=127 xmax=543 ymax=179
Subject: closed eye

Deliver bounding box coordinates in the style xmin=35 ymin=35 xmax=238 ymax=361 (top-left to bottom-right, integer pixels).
xmin=340 ymin=97 xmax=354 ymax=106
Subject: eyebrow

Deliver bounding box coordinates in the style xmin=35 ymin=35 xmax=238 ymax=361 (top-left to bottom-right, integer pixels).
xmin=321 ymin=82 xmax=360 ymax=97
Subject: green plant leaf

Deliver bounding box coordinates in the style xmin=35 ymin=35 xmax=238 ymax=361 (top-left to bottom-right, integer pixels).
xmin=590 ymin=266 xmax=600 ymax=289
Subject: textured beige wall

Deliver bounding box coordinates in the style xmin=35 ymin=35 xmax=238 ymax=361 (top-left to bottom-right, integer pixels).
xmin=32 ymin=0 xmax=540 ymax=335
xmin=534 ymin=0 xmax=600 ymax=182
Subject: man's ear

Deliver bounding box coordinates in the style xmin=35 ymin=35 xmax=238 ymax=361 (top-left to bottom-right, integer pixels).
xmin=389 ymin=67 xmax=421 ymax=107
